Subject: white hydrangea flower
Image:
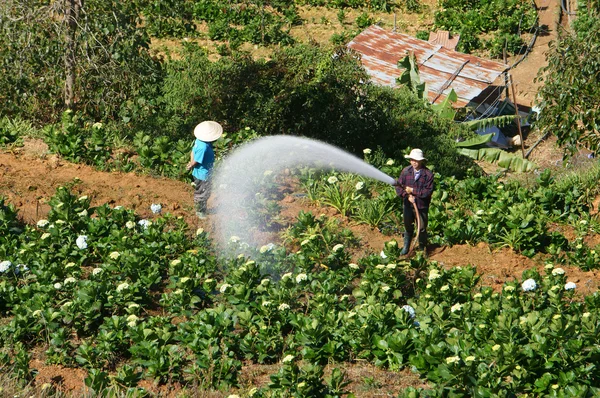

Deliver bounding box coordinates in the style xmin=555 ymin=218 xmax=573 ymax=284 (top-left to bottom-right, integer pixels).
xmin=446 ymin=356 xmax=460 ymax=364
xmin=296 ymin=273 xmax=308 ymax=283
xmin=428 ymin=269 xmax=441 ymax=281
xmin=380 ymin=251 xmax=387 ymax=259
xmin=92 ymin=268 xmax=103 ymax=275
xmin=0 ymin=261 xmax=11 ymax=273
xmin=521 ymin=278 xmax=537 ymax=292
xmin=109 ymin=251 xmax=120 ymax=260
xmin=150 ymin=203 xmax=162 ymax=214
xmin=64 ymin=277 xmax=77 ymax=284
xmin=138 ymin=219 xmax=151 ymax=229
xmin=402 ymin=305 xmax=416 ymax=318
xmin=220 ymin=283 xmax=232 ymax=293
xmin=565 ymin=282 xmax=576 ymax=290
xmin=278 ymin=303 xmax=290 ymax=311
xmin=583 ymin=312 xmax=591 ymax=318
xmin=76 ymin=235 xmax=88 ymax=250
xmin=327 ymin=176 xmax=338 ymax=184
xmin=332 ymin=244 xmax=344 ymax=252
xmin=355 ymin=181 xmax=364 ymax=190
xmin=451 ymin=303 xmax=463 ymax=313
xmin=116 ymin=282 xmax=130 ymax=292
xmin=127 ymin=314 xmax=139 ymax=322
xmin=552 ymin=267 xmax=565 ymax=276
xmin=349 ymin=263 xmax=359 ymax=269
xmin=37 ymin=219 xmax=49 ymax=228
xmin=54 ymin=282 xmax=62 ymax=290
xmin=126 ymin=221 xmax=135 ymax=229
xmin=386 ymin=159 xmax=394 ymax=165
xmin=363 ymin=148 xmax=371 ymax=154
xmin=282 ymin=272 xmax=293 ymax=280
xmin=282 ymin=354 xmax=295 ymax=363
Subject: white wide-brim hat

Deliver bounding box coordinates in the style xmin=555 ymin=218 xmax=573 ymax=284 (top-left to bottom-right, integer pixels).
xmin=194 ymin=121 xmax=223 ymax=142
xmin=404 ymin=148 xmax=426 ymax=161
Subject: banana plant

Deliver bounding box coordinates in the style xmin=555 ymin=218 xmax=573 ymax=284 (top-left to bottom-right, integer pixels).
xmin=456 ymin=133 xmax=536 ymax=172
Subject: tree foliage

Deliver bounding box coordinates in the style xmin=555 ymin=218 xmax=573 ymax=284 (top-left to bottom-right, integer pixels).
xmin=534 ymin=1 xmax=600 ymax=157
xmin=0 ymin=0 xmax=162 ymax=124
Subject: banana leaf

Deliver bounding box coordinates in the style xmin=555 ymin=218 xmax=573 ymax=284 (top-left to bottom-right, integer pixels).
xmin=462 ymin=115 xmax=517 ymax=131
xmin=457 ymin=147 xmax=536 ymax=172
xmin=455 ymin=133 xmax=494 ymax=148
xmin=431 ymin=89 xmax=458 ymax=120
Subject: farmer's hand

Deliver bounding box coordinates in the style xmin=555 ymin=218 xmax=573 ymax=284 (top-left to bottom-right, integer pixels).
xmin=186 ymin=162 xmax=194 ymax=171
xmin=405 ymin=186 xmax=413 ymax=194
xmin=408 ymin=195 xmax=415 ymax=204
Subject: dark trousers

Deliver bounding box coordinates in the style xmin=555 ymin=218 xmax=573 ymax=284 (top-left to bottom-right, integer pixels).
xmin=403 ymin=200 xmax=429 ymax=248
xmin=193 ymin=178 xmax=211 ymax=212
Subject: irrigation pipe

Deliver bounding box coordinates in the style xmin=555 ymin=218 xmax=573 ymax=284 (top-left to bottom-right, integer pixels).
xmin=525 ymin=130 xmax=551 ymax=158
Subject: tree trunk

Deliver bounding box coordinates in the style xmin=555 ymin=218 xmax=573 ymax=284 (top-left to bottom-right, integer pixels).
xmin=64 ymin=0 xmax=82 ymax=110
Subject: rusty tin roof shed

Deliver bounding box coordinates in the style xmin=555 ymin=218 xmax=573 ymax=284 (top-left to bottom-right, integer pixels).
xmin=347 ymin=25 xmax=509 ymax=107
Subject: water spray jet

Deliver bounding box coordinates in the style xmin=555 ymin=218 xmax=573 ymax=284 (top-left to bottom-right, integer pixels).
xmin=212 ymin=135 xmax=397 ymax=249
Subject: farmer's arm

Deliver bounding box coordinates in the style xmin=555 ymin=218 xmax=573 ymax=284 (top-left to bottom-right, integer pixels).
xmin=412 ymin=171 xmax=434 ymax=199
xmin=187 ymin=144 xmax=206 ymax=170
xmin=395 ymin=169 xmax=409 ymax=197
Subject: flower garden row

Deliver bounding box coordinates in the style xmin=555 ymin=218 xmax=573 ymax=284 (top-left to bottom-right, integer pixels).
xmin=295 ymin=152 xmax=600 ymax=265
xmin=1 ymin=177 xmax=600 ymax=396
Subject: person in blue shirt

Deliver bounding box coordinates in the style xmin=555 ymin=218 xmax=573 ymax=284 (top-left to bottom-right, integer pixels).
xmin=186 ymin=121 xmax=223 ymax=219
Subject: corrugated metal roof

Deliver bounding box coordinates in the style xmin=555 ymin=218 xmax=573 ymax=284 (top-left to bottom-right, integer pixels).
xmin=428 ymin=30 xmax=460 ymax=51
xmin=347 ymin=25 xmax=508 ymax=107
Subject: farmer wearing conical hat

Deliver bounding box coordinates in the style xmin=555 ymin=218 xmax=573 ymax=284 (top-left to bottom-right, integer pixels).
xmin=394 ymin=148 xmax=434 ymax=255
xmin=186 ymin=121 xmax=223 ymax=219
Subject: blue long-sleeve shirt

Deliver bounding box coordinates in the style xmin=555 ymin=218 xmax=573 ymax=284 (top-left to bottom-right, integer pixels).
xmin=191 ymin=139 xmax=214 ymax=180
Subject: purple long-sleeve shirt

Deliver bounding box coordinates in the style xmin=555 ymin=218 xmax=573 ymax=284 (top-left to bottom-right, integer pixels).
xmin=395 ymin=166 xmax=434 ymax=209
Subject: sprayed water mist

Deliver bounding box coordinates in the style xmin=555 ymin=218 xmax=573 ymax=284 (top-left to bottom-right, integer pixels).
xmin=211 ymin=135 xmax=396 ymax=248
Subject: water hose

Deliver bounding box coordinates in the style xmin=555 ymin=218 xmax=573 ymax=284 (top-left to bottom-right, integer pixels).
xmin=393 ymin=180 xmax=423 ymax=255
xmin=408 ymin=198 xmax=423 ymax=255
